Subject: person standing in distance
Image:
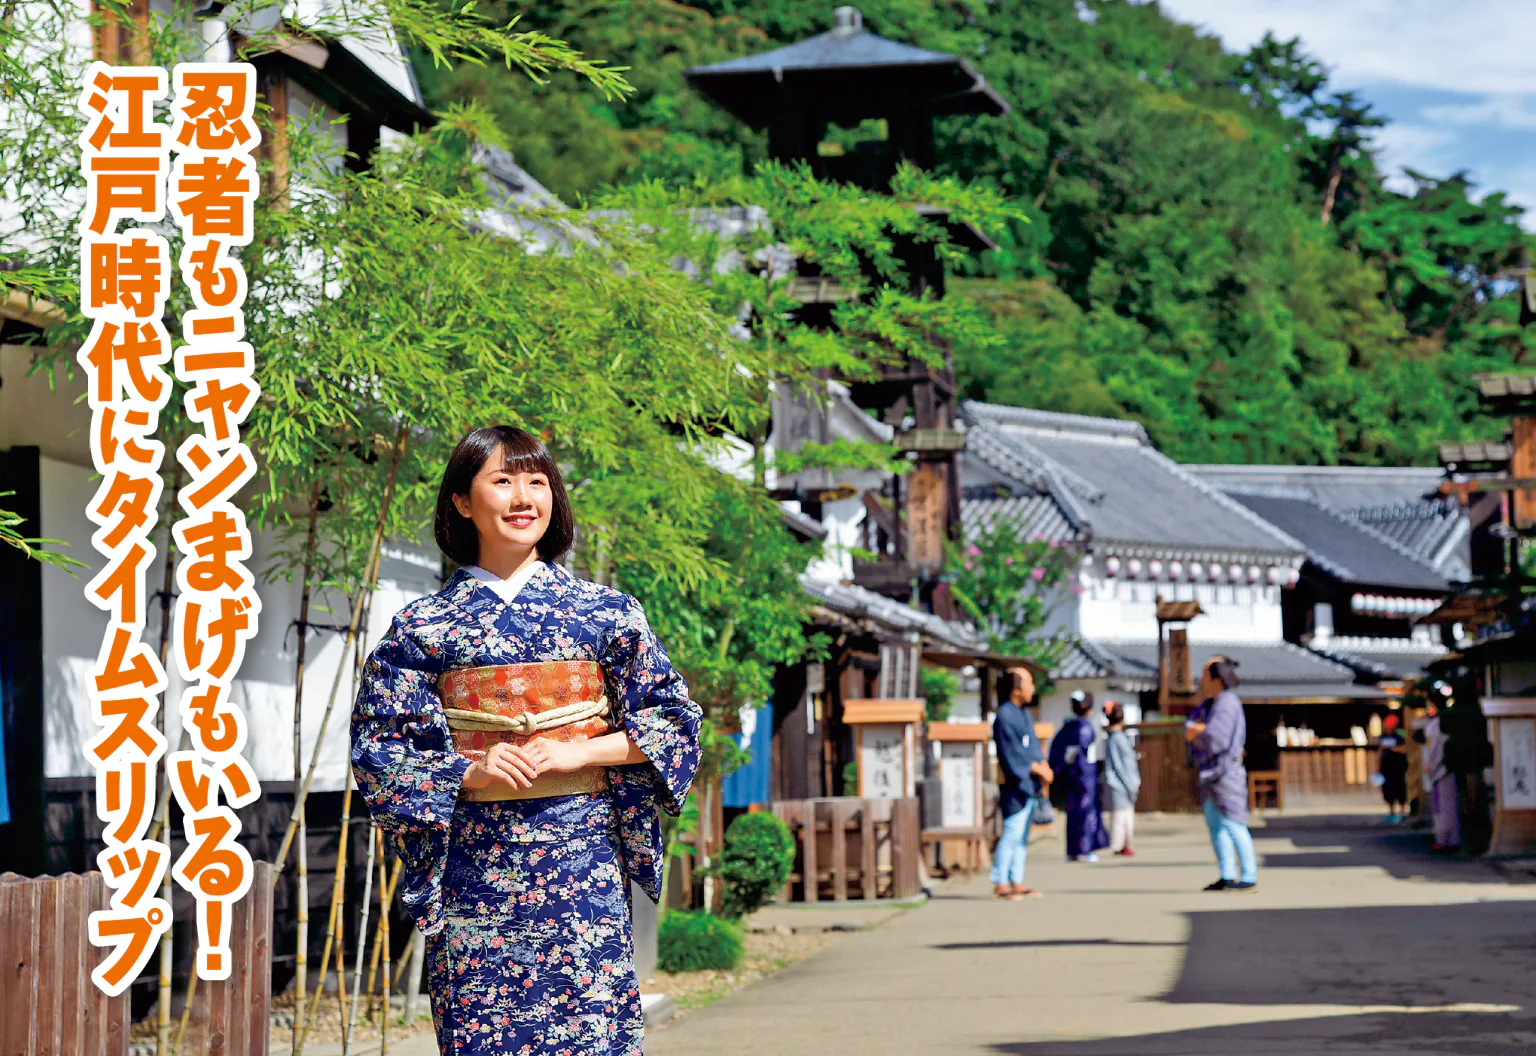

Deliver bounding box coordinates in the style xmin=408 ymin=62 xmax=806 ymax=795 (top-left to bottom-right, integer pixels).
xmin=991 ymin=666 xmax=1053 ymax=899
xmin=1186 ymin=656 xmax=1257 ymax=892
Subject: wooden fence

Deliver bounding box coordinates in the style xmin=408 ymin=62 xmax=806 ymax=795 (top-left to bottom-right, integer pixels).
xmin=771 ymin=797 xmax=921 ymax=902
xmin=0 ymin=871 xmax=127 ymax=1056
xmin=0 ymin=862 xmax=273 ymax=1056
xmin=1132 ymin=723 xmax=1200 ymax=813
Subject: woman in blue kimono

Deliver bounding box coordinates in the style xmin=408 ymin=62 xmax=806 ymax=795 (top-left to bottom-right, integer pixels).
xmin=1049 ymin=690 xmax=1108 ymax=862
xmin=352 ymin=425 xmax=702 ymax=1055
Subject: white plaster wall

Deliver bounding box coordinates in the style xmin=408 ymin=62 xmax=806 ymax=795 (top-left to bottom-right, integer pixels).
xmin=1075 ymin=570 xmax=1284 ymax=644
xmin=38 ymin=456 xmax=441 ymax=788
xmin=803 ymin=494 xmax=864 ymax=583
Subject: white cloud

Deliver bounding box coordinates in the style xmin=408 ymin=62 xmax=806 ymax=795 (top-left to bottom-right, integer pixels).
xmin=1154 ymin=0 xmax=1536 ymax=96
xmin=1366 ymin=122 xmax=1457 ymax=191
xmin=1421 ymin=94 xmax=1536 ymax=132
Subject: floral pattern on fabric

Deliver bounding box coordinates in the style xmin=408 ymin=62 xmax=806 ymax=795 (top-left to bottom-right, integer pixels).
xmin=351 ymin=563 xmax=702 ymax=1055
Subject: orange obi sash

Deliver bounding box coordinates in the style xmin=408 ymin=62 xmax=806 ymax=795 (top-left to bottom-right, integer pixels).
xmin=438 ymin=661 xmax=611 ymax=802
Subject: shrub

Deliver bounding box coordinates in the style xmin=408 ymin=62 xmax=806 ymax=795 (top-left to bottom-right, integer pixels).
xmin=921 ymin=665 xmax=960 ymax=723
xmin=717 ymin=811 xmax=796 ymax=920
xmin=657 ymin=910 xmax=743 ymax=972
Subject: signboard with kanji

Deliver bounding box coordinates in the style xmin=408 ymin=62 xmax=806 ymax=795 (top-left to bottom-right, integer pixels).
xmin=940 ymin=742 xmax=978 ymax=827
xmin=906 ymin=463 xmax=946 ymax=571
xmin=860 ymin=724 xmax=906 ymax=799
xmin=1500 ymin=718 xmax=1536 ymax=809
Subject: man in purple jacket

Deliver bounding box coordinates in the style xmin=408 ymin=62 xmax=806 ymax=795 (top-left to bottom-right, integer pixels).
xmin=1185 ymin=656 xmax=1257 ymax=892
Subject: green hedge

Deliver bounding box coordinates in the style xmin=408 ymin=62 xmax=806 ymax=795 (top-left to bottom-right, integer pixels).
xmin=658 ymin=910 xmax=743 ymax=972
xmin=718 ymin=811 xmax=796 ymax=920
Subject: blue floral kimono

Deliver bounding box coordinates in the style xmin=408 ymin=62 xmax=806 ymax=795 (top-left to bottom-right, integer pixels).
xmin=352 ymin=563 xmax=702 ymax=1055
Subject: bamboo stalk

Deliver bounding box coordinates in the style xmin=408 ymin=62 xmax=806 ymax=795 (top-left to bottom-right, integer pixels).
xmin=379 ymin=839 xmax=392 ymax=1056
xmin=153 ymin=456 xmax=182 ymax=1056
xmin=292 ymin=482 xmax=321 ymax=1056
xmin=346 ymin=823 xmax=379 ymax=1040
xmin=274 ymin=423 xmax=409 ymax=875
xmin=401 ymin=927 xmax=425 ymax=1023
xmin=299 ymin=770 xmax=352 ymax=1050
xmin=174 ymin=972 xmax=197 ymax=1055
xmin=365 ymin=858 xmax=403 ymax=1018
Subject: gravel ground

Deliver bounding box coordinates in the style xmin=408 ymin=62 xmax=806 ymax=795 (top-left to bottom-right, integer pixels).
xmin=644 ymin=928 xmax=851 ymax=1017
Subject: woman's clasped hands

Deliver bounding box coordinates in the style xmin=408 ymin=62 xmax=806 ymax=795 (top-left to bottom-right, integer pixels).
xmin=461 ymin=738 xmax=590 ymax=792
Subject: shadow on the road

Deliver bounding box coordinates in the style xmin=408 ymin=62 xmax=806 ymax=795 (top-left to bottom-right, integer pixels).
xmin=1164 ymin=900 xmax=1536 ymax=1009
xmin=990 ymin=1010 xmax=1536 ymax=1055
xmin=935 ymin=938 xmax=1182 ymax=951
xmin=1256 ymin=815 xmax=1502 ymax=885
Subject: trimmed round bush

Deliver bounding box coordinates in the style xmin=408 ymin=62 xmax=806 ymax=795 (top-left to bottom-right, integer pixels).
xmin=657 ymin=909 xmax=743 ymax=972
xmin=718 ymin=810 xmax=796 ymax=920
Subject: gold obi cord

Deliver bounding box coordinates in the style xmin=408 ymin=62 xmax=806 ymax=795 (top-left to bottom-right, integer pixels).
xmin=439 ymin=660 xmax=612 ymax=802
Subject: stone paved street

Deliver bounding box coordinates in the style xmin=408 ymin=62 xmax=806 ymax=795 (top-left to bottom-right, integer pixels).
xmin=646 ymin=814 xmax=1536 ymax=1055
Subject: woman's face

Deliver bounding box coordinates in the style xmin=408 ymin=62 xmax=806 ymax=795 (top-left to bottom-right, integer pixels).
xmin=451 ymin=448 xmax=553 ymax=559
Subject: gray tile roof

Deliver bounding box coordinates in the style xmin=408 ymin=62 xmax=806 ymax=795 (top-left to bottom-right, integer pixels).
xmin=1307 ymin=642 xmax=1447 ymax=682
xmin=1186 ymin=464 xmax=1444 ymax=511
xmin=960 ymin=494 xmax=1081 ymax=547
xmin=799 ymin=575 xmax=985 ymax=652
xmin=1225 ymin=492 xmax=1449 ymax=592
xmin=1081 ymin=639 xmax=1377 ymax=700
xmin=961 ymin=402 xmax=1302 ymax=558
xmin=1187 ymin=465 xmax=1469 ymax=579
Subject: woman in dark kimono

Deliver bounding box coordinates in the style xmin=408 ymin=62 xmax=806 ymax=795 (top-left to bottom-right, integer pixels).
xmin=352 ymin=425 xmax=702 ymax=1055
xmin=1049 ymin=690 xmax=1108 ymax=862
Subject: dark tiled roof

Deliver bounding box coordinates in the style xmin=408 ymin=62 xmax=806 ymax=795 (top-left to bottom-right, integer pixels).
xmin=960 ymin=494 xmax=1080 ymax=547
xmin=1185 ymin=465 xmax=1443 ymax=511
xmin=1345 ymin=499 xmax=1467 ymax=571
xmin=962 ymin=402 xmax=1301 ymax=558
xmin=1307 ymin=641 xmax=1447 ymax=682
xmin=1226 ymin=493 xmax=1449 ymax=592
xmin=1097 ymin=639 xmax=1359 ymax=687
xmin=799 ymin=575 xmax=984 ymax=652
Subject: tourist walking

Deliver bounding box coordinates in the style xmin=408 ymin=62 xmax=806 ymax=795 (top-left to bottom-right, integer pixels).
xmin=1377 ymin=712 xmax=1409 ymax=823
xmin=1186 ymin=656 xmax=1257 ymax=892
xmin=1422 ymin=683 xmax=1462 ymax=853
xmin=991 ymin=666 xmax=1053 ymax=899
xmin=1050 ymin=690 xmax=1109 ymax=862
xmin=1101 ymin=700 xmax=1140 ymax=855
xmin=352 ymin=425 xmax=703 ymax=1055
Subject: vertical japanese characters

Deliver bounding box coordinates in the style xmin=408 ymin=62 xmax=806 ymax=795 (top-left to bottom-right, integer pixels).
xmin=77 ymin=62 xmax=178 ymax=999
xmin=75 ymin=61 xmax=264 ymax=996
xmin=165 ymin=63 xmax=263 ymax=983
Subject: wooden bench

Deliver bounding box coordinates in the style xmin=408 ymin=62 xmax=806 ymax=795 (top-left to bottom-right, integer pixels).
xmin=921 ymin=826 xmax=989 ymax=875
xmin=1249 ymin=770 xmax=1283 ymax=813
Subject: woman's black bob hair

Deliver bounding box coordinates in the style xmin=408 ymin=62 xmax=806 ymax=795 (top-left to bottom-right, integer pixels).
xmin=1070 ymin=689 xmax=1094 ymax=716
xmin=433 ymin=426 xmax=574 ymax=568
xmin=1205 ymin=656 xmax=1241 ymax=691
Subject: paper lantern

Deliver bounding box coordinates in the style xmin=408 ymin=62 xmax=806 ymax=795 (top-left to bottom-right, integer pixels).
xmin=1169 ymin=560 xmax=1184 ymax=580
xmin=1127 ymin=557 xmax=1143 ymax=578
xmin=1149 ymin=559 xmax=1164 ymax=579
xmin=1188 ymin=561 xmax=1203 ymax=580
xmin=1104 ymin=555 xmax=1121 ymax=577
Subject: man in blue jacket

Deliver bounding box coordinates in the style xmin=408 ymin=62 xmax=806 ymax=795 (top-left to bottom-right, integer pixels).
xmin=992 ymin=666 xmax=1053 ymax=899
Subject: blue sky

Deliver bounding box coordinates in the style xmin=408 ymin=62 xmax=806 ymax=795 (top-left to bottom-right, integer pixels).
xmin=1153 ymin=0 xmax=1536 ymax=227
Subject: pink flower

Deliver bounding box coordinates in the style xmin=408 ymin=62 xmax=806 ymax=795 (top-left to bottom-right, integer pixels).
xmin=1072 ymin=584 xmax=1085 ymax=595
xmin=964 ymin=561 xmax=974 ymax=571
xmin=1004 ymin=557 xmax=1014 ymax=566
xmin=1031 ymin=567 xmax=1046 ymax=581
xmin=967 ymin=544 xmax=982 ymax=556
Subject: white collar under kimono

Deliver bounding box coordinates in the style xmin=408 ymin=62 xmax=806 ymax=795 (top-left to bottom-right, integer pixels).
xmin=464 ymin=560 xmax=544 ymax=605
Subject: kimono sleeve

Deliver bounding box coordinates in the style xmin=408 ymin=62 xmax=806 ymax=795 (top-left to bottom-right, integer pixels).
xmin=350 ymin=616 xmax=470 ymax=937
xmin=993 ymin=708 xmax=1034 ymax=784
xmin=602 ymin=595 xmax=703 ymax=816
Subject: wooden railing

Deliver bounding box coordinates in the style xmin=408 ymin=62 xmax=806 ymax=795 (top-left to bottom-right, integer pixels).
xmin=771 ymin=797 xmax=921 ymax=902
xmin=0 ymin=862 xmax=273 ymax=1056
